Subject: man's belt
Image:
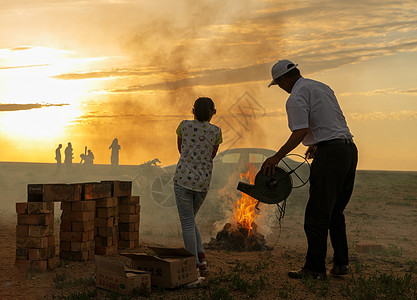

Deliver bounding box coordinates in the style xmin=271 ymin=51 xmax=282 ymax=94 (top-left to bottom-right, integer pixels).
xmin=315 ymin=138 xmax=354 ymax=147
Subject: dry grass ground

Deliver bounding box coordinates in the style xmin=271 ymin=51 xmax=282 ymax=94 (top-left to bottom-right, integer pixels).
xmin=0 ymin=162 xmax=416 ymax=299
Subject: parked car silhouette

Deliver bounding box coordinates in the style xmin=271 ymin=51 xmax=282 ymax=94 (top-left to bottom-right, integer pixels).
xmin=150 ymin=148 xmax=309 ymax=208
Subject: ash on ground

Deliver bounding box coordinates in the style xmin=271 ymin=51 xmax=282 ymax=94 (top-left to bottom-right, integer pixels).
xmin=206 ymin=222 xmax=272 ymax=251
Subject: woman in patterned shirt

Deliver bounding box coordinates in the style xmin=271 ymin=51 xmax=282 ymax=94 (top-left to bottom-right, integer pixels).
xmin=174 ymin=97 xmax=223 ymax=274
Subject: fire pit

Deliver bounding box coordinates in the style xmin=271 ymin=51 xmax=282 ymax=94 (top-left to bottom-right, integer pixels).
xmin=207 ymin=163 xmax=271 ymax=251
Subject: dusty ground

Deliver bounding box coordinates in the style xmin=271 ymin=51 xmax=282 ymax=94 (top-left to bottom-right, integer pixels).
xmin=0 ymin=163 xmax=416 ymax=299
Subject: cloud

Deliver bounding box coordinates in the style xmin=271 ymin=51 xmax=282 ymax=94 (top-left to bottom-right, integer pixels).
xmin=0 ymin=103 xmax=69 ymax=112
xmin=0 ymin=64 xmax=50 ymax=70
xmin=348 ymin=110 xmax=417 ymax=121
xmin=341 ymin=88 xmax=417 ymax=96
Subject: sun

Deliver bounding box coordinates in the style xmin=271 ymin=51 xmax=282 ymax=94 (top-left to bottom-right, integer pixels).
xmin=0 ymin=47 xmax=91 ymax=141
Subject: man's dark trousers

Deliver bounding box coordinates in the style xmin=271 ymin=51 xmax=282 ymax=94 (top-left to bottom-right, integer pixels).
xmin=303 ymin=142 xmax=358 ymax=273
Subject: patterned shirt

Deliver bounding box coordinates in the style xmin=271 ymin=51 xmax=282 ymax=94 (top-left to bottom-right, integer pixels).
xmin=174 ymin=120 xmax=222 ymax=192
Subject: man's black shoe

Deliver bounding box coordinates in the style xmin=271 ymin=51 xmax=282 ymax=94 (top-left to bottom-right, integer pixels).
xmin=330 ymin=264 xmax=349 ymax=276
xmin=288 ymin=268 xmax=326 ymax=279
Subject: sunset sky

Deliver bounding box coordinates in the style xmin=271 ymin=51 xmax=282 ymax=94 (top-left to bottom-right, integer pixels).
xmin=0 ymin=0 xmax=416 ymax=171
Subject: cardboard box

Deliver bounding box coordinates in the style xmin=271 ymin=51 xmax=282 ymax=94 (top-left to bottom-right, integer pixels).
xmin=121 ymin=247 xmax=198 ymax=288
xmin=95 ymin=255 xmax=151 ymax=295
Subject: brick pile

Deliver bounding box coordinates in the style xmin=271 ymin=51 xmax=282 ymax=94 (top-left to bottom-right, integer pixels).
xmin=95 ymin=196 xmax=119 ymax=255
xmin=15 ymin=186 xmax=59 ymax=272
xmin=118 ymin=195 xmax=140 ymax=249
xmin=15 ymin=180 xmax=138 ymax=272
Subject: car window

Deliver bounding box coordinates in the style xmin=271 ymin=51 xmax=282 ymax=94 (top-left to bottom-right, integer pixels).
xmin=220 ymin=153 xmax=241 ymax=163
xmin=248 ymin=153 xmax=266 ymax=164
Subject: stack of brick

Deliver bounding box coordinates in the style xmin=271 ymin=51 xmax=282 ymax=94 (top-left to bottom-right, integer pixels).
xmin=118 ymin=195 xmax=140 ymax=249
xmin=95 ymin=196 xmax=118 ymax=255
xmin=60 ymin=200 xmax=96 ymax=261
xmin=15 ymin=193 xmax=57 ymax=272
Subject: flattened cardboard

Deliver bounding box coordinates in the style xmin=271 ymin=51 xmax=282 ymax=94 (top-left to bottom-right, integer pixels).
xmin=121 ymin=247 xmax=198 ymax=288
xmin=95 ymin=255 xmax=151 ymax=295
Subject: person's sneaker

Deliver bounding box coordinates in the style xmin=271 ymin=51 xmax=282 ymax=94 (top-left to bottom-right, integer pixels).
xmin=288 ymin=268 xmax=326 ymax=279
xmin=330 ymin=264 xmax=349 ymax=276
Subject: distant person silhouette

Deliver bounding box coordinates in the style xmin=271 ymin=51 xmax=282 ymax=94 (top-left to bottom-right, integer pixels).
xmin=64 ymin=142 xmax=73 ymax=173
xmin=55 ymin=144 xmax=62 ymax=174
xmin=80 ymin=149 xmax=94 ymax=167
xmin=109 ymin=138 xmax=121 ymax=170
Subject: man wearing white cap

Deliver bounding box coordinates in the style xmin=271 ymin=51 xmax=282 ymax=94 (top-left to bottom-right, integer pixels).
xmin=262 ymin=60 xmax=358 ymax=279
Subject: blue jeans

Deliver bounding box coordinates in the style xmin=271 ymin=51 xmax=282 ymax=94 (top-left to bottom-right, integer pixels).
xmin=174 ymin=184 xmax=207 ymax=266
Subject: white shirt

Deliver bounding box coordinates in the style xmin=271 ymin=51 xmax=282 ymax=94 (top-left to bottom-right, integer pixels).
xmin=286 ymin=77 xmax=353 ymax=146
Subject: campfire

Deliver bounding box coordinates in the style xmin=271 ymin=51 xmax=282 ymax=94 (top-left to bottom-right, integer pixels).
xmin=207 ymin=163 xmax=271 ymax=251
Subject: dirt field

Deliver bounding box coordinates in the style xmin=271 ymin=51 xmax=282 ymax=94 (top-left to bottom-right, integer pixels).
xmin=0 ymin=162 xmax=416 ymax=299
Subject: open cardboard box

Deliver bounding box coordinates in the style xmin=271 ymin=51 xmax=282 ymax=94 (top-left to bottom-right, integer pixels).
xmin=121 ymin=247 xmax=198 ymax=288
xmin=95 ymin=255 xmax=151 ymax=295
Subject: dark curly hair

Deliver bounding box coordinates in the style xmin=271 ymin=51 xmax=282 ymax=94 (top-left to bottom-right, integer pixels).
xmin=193 ymin=97 xmax=215 ymax=122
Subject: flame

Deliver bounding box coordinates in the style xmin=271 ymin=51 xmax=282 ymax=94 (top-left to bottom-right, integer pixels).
xmin=233 ymin=162 xmax=259 ymax=236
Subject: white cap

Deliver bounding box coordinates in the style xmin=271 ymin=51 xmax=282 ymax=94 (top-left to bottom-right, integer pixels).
xmin=268 ymin=59 xmax=298 ymax=87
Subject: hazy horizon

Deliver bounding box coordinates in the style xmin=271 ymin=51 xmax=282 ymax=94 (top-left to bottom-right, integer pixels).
xmin=1 ymin=0 xmax=416 ymax=171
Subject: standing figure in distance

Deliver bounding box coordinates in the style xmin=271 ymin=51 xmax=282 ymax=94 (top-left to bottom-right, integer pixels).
xmin=109 ymin=138 xmax=121 ymax=174
xmin=55 ymin=144 xmax=62 ymax=174
xmin=173 ymin=97 xmax=223 ymax=275
xmin=262 ymin=59 xmax=358 ymax=279
xmin=64 ymin=142 xmax=73 ymax=173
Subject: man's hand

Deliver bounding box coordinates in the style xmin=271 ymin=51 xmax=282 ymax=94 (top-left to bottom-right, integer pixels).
xmin=261 ymin=155 xmax=281 ymax=176
xmin=305 ymin=146 xmax=316 ymax=160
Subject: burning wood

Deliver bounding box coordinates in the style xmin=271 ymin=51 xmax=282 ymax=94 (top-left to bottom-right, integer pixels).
xmin=207 ymin=222 xmax=271 ymax=251
xmin=207 ymin=162 xmax=271 ymax=251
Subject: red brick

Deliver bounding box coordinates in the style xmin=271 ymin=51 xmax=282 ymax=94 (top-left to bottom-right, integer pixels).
xmin=47 ymin=246 xmax=56 ymax=258
xmin=83 ymin=182 xmax=112 ymax=200
xmin=101 ymin=180 xmax=132 ymax=197
xmin=118 ymin=240 xmax=136 ymax=249
xmin=118 ymin=196 xmax=140 ymax=205
xmin=95 ymin=197 xmax=118 ymax=208
xmin=119 ymin=213 xmax=139 ymax=223
xmin=71 ymin=241 xmax=93 ymax=252
xmin=71 ymin=200 xmax=95 ymax=212
xmin=71 ymin=220 xmax=94 ymax=232
xmin=95 ymin=245 xmax=117 ymax=256
xmin=60 ymin=251 xmax=89 ymax=261
xmin=28 ymin=225 xmax=53 ymax=237
xmin=16 ymin=225 xmax=29 ymax=237
xmin=30 ymin=260 xmax=48 ymax=272
xmin=18 ymin=214 xmax=52 ymax=226
xmin=97 ymin=207 xmax=116 ymax=218
xmin=16 ymin=248 xmax=28 ymax=260
xmin=15 ymin=259 xmax=30 ymax=272
xmin=16 ymin=202 xmax=28 ymax=214
xmin=61 ymin=211 xmax=95 ymax=222
xmin=16 ymin=236 xmax=49 ymax=249
xmin=48 ymin=257 xmax=59 ymax=270
xmin=60 ymin=241 xmax=71 ymax=252
xmin=95 ymin=236 xmax=113 ymax=247
xmin=97 ymin=227 xmax=117 ymax=237
xmin=28 ymin=184 xmax=82 ymax=202
xmin=28 ymin=248 xmax=48 ymax=260
xmin=118 ymin=204 xmax=138 ymax=214
xmin=95 ymin=217 xmax=115 ymax=228
xmin=119 ymin=222 xmax=139 ymax=232
xmin=48 ymin=235 xmax=55 ymax=247
xmin=44 ymin=184 xmax=82 ymax=202
xmin=60 ymin=220 xmax=72 ymax=231
xmin=27 ymin=202 xmax=54 ymax=214
xmin=119 ymin=231 xmax=139 ymax=241
xmin=88 ymin=249 xmax=95 ymax=261
xmin=60 ymin=202 xmax=72 ymax=211
xmin=60 ymin=231 xmax=92 ymax=242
